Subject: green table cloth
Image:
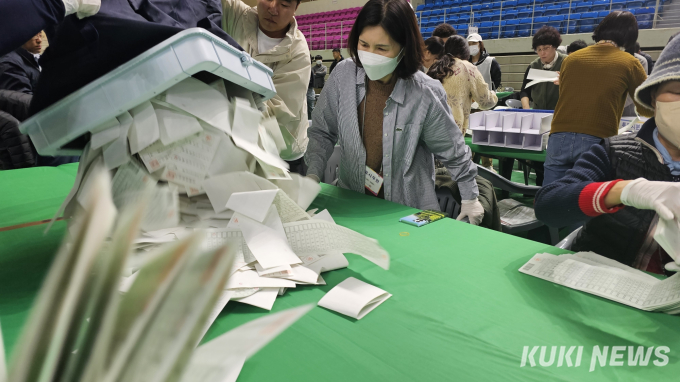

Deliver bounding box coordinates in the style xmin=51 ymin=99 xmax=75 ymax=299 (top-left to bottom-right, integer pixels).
xmin=0 ymin=165 xmax=678 ymax=381
xmin=465 ymin=136 xmax=547 ymax=162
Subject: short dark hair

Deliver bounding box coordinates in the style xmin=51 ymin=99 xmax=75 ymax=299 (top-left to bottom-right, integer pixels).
xmin=432 ymin=23 xmax=457 ymax=39
xmin=426 ymin=36 xmax=469 ymax=83
xmin=444 ymin=35 xmax=469 ymax=60
xmin=566 ymin=39 xmax=588 ymax=54
xmin=592 ymin=11 xmax=638 ymax=51
xmin=349 ymin=0 xmax=423 ymax=80
xmin=315 ymin=54 xmax=323 ymax=59
xmin=424 ymin=36 xmax=445 ymax=58
xmin=532 ymin=26 xmax=562 ymax=50
xmin=332 ymin=48 xmax=341 ymax=53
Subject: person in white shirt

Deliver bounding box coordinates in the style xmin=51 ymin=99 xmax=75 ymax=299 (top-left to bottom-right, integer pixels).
xmin=222 ymin=0 xmax=311 ymax=173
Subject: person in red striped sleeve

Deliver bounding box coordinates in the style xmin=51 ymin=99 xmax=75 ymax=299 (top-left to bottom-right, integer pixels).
xmin=534 ymin=36 xmax=680 ymax=276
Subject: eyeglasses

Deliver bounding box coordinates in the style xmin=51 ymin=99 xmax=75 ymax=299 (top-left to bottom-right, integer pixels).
xmin=535 ymin=46 xmax=554 ymax=54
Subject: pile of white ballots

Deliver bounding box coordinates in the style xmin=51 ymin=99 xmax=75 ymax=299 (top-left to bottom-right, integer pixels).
xmin=52 ymin=76 xmax=390 ymax=315
xmin=1 ymin=169 xmax=314 ymax=382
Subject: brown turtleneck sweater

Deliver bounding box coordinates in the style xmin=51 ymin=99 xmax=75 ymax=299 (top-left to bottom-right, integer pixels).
xmin=358 ymin=75 xmax=397 ymax=198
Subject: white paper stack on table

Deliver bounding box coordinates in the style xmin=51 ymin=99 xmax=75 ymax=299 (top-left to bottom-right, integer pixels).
xmin=53 ymin=76 xmax=391 ymax=316
xmin=520 ymin=252 xmax=680 ymax=314
xmin=3 ymin=168 xmax=312 ymax=382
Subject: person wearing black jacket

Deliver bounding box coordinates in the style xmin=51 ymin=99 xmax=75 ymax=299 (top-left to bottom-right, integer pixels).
xmin=0 ymin=33 xmax=43 ymax=94
xmin=636 ymin=42 xmax=654 ymax=75
xmin=329 ymin=48 xmax=343 ymax=74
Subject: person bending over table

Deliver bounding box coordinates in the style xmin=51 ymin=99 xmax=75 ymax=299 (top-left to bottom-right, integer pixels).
xmin=543 ymin=11 xmax=653 ymax=185
xmin=222 ymin=0 xmax=311 ymax=174
xmin=304 ymin=0 xmax=484 ymax=225
xmin=534 ymin=37 xmax=680 ymax=275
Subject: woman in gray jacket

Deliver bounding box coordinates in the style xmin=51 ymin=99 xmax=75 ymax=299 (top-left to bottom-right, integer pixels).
xmin=304 ymin=0 xmax=484 ymax=224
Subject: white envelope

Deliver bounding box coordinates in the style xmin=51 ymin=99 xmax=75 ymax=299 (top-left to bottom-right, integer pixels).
xmin=225 ymin=189 xmax=279 ymax=222
xmin=153 ymin=104 xmax=203 ymax=145
xmin=273 ymin=173 xmax=322 ymax=210
xmin=305 ymin=252 xmax=348 ymax=274
xmin=232 ymin=288 xmax=279 ymax=310
xmin=235 ymin=206 xmax=302 ymax=269
xmin=318 ymin=277 xmax=391 ymax=320
xmin=202 ymin=172 xmax=278 ymax=214
xmin=90 ymin=118 xmax=121 ymax=149
xmin=164 ymin=77 xmax=232 ymax=134
xmin=226 ymin=270 xmax=297 ymax=289
xmin=128 ymin=101 xmax=160 ymax=154
xmin=102 ymin=112 xmax=133 ymax=170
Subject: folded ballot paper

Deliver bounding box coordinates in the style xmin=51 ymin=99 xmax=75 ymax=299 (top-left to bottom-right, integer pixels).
xmin=50 ymin=75 xmax=390 ymax=331
xmin=4 ymin=167 xmax=312 ymax=382
xmin=318 ymin=277 xmax=392 ymax=320
xmin=520 ymin=252 xmax=680 ymax=314
xmin=524 ymin=68 xmax=559 ymax=88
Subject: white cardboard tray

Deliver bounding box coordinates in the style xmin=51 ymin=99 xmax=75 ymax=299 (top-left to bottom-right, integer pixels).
xmin=21 ymin=28 xmax=276 ymax=156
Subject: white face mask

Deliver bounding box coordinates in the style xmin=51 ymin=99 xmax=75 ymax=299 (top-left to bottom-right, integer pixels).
xmin=357 ymin=48 xmax=403 ymax=81
xmin=656 ymin=100 xmax=680 ymax=149
xmin=469 ymin=45 xmax=480 ymax=57
xmin=316 ymin=60 xmax=323 ymax=65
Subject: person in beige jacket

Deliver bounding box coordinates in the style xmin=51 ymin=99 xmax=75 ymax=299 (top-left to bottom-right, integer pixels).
xmin=221 ymin=0 xmax=311 ymax=170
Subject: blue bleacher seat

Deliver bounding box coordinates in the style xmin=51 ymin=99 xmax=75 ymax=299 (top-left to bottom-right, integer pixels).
xmin=491 ymin=2 xmax=503 ymax=10
xmin=423 ymin=10 xmax=433 ymax=17
xmin=634 ymin=6 xmax=656 ymax=21
xmin=643 ymin=0 xmax=657 ymax=6
xmin=460 ymin=5 xmax=472 ymax=13
xmin=533 ymin=16 xmax=550 ymax=32
xmin=457 ymin=23 xmax=469 ymax=34
xmin=434 ymin=9 xmax=445 ymax=16
xmin=452 ymin=0 xmax=463 ymax=5
xmin=481 ymin=3 xmax=492 ymax=11
xmin=575 ymin=1 xmax=593 ymax=13
xmin=591 ymin=0 xmax=610 ymax=11
xmin=459 ymin=13 xmax=471 ymax=23
xmin=638 ymin=20 xmax=653 ymax=29
xmin=503 ymin=19 xmax=520 ymax=37
xmin=450 ymin=7 xmax=461 ymax=13
xmin=461 ymin=0 xmax=472 ymax=5
xmin=424 ymin=4 xmax=434 ymax=11
xmin=443 ymin=0 xmax=454 ymax=8
xmin=627 ymin=0 xmax=645 ymax=9
xmin=611 ymin=0 xmax=627 ymax=9
xmin=517 ymin=17 xmax=533 ymax=36
xmin=480 ymin=11 xmax=493 ymax=21
xmin=579 ymin=11 xmax=599 ymax=32
xmin=504 ymin=0 xmax=518 ymax=8
xmin=533 ymin=6 xmax=548 ymax=16
xmin=490 ymin=10 xmax=502 ymax=21
xmin=503 ymin=9 xmax=519 ymax=19
xmin=598 ymin=10 xmax=610 ymax=23
xmin=547 ymin=15 xmax=566 ymax=33
xmin=544 ymin=5 xmax=562 ymax=15
xmin=435 ymin=1 xmax=444 ymax=8
xmin=517 ymin=7 xmax=533 ymax=18
xmin=479 ymin=21 xmax=494 ymax=33
xmin=517 ymin=0 xmax=531 ymax=6
xmin=567 ymin=13 xmax=582 ymax=33
xmin=417 ymin=4 xmax=426 ymax=12
xmin=557 ymin=3 xmax=571 ymax=14
xmin=446 ymin=14 xmax=460 ymax=23
xmin=472 ymin=4 xmax=483 ymax=12
xmin=491 ymin=20 xmax=506 ymax=39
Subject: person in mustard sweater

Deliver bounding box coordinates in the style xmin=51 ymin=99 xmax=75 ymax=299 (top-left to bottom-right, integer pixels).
xmin=544 ymin=11 xmax=653 ymax=185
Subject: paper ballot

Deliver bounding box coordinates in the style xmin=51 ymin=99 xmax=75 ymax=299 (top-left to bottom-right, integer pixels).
xmin=654 ymin=217 xmax=680 ymax=263
xmin=128 ymin=101 xmax=160 ymax=154
xmin=520 ymin=252 xmax=680 ymax=313
xmin=235 ymin=206 xmax=302 ymax=269
xmin=180 ymin=305 xmax=313 ymax=382
xmin=231 ymin=98 xmax=289 ymax=171
xmin=90 ymin=119 xmax=121 ymax=150
xmin=225 ymin=190 xmax=279 ymax=222
xmin=524 ymin=69 xmax=559 ymax=88
xmin=0 ymin=321 xmax=6 ymax=382
xmin=232 ymin=288 xmax=280 ymax=310
xmin=164 ymin=77 xmax=232 ymax=134
xmin=203 ymin=172 xmax=278 ymax=214
xmin=154 ymin=104 xmax=204 ymax=146
xmin=318 ymin=277 xmax=391 ymax=319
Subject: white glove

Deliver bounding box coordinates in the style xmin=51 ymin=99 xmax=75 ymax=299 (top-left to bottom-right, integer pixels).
xmin=457 ymin=197 xmax=484 ymax=226
xmin=620 ymin=178 xmax=680 ymax=221
xmin=63 ymin=0 xmax=101 ymax=19
xmin=665 ymin=262 xmax=680 ymax=273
